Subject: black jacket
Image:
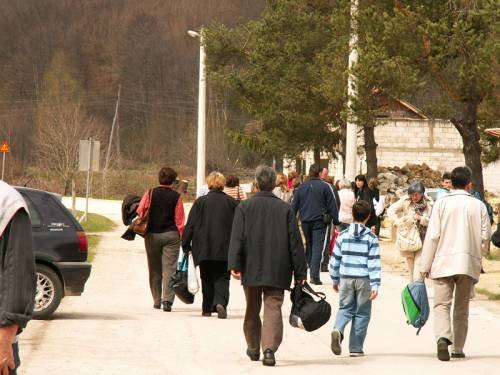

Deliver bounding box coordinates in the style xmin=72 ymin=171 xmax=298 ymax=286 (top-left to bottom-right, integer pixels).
xmin=355 ymin=187 xmax=377 ymax=227
xmin=0 ymin=209 xmax=36 ymax=330
xmin=228 ymin=191 xmax=308 ymax=290
xmin=182 ymin=190 xmax=238 ymax=265
xmin=292 ymin=178 xmax=339 ymax=225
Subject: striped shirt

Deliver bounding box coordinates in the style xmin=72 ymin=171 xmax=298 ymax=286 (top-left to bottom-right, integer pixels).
xmin=224 ymin=186 xmax=247 ymax=201
xmin=329 ymin=223 xmax=381 ymax=291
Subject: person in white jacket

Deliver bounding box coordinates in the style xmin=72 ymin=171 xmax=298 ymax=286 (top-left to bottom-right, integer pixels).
xmin=420 ymin=167 xmax=491 ymax=362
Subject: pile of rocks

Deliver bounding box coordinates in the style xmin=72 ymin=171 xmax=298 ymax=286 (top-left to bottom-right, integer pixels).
xmin=377 ymin=163 xmax=443 ymax=197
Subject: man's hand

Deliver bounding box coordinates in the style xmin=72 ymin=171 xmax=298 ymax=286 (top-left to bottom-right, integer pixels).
xmin=332 ymin=284 xmax=339 ymax=293
xmin=0 ymin=326 xmax=18 ymax=375
xmin=420 ymin=272 xmax=429 ymax=279
xmin=231 ymin=270 xmax=241 ymax=280
xmin=369 ymin=290 xmax=378 ymax=300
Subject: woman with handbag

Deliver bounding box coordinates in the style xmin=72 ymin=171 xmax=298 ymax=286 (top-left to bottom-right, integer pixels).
xmin=354 ymin=175 xmax=377 ymax=233
xmin=388 ymin=181 xmax=432 ymax=282
xmin=182 ymin=172 xmax=239 ymax=318
xmin=136 ymin=167 xmax=185 ymax=312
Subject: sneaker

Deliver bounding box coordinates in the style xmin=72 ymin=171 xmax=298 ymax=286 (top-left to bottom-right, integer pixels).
xmin=262 ymin=349 xmax=276 ymax=366
xmin=162 ymin=301 xmax=172 ymax=312
xmin=310 ymin=278 xmax=323 ymax=285
xmin=451 ymin=352 xmax=465 ymax=359
xmin=437 ymin=337 xmax=451 ymax=361
xmin=216 ymin=304 xmax=227 ymax=319
xmin=201 ymin=311 xmax=212 ymax=317
xmin=349 ymin=352 xmax=364 ymax=357
xmin=330 ymin=329 xmax=342 ymax=355
xmin=246 ymin=349 xmax=260 ymax=361
xmin=153 ymin=303 xmax=161 ymax=310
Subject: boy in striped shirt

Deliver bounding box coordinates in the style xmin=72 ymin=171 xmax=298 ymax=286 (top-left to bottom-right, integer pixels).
xmin=329 ymin=200 xmax=381 ymax=357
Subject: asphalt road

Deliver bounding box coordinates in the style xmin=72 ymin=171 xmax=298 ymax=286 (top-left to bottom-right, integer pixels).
xmin=18 ymin=198 xmax=500 ymax=374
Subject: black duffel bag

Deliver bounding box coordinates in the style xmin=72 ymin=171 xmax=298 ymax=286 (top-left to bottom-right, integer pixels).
xmin=492 ymin=223 xmax=500 ymax=248
xmin=168 ymin=254 xmax=194 ymax=304
xmin=289 ymin=282 xmax=331 ymax=332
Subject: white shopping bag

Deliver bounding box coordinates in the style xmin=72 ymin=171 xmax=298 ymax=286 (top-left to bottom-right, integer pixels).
xmin=187 ymin=252 xmax=200 ymax=294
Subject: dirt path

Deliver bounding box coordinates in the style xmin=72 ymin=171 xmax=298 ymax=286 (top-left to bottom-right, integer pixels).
xmin=18 ymin=199 xmax=500 ymax=374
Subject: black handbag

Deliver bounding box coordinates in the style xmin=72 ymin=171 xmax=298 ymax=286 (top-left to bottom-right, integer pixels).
xmin=289 ymin=282 xmax=331 ymax=332
xmin=168 ymin=254 xmax=194 ymax=304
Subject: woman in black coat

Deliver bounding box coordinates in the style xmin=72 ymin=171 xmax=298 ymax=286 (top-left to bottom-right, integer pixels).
xmin=182 ymin=172 xmax=238 ymax=318
xmin=354 ymin=174 xmax=377 ymax=232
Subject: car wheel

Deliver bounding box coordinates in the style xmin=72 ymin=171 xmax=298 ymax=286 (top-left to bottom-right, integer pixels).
xmin=34 ymin=264 xmax=63 ymax=320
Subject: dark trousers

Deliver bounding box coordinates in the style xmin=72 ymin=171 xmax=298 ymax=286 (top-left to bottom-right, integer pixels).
xmin=243 ymin=286 xmax=284 ymax=353
xmin=199 ymin=260 xmax=230 ymax=313
xmin=321 ymin=224 xmax=332 ymax=271
xmin=10 ymin=342 xmax=19 ymax=375
xmin=301 ymin=221 xmax=328 ymax=280
xmin=144 ymin=231 xmax=180 ymax=305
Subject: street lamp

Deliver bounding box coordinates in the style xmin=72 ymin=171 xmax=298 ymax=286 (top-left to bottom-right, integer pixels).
xmin=188 ymin=29 xmax=206 ymax=197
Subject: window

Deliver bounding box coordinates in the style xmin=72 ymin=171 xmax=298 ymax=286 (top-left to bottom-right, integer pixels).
xmin=20 ymin=193 xmax=42 ymax=227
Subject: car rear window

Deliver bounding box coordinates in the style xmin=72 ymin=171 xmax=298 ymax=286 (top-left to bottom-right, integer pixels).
xmin=27 ymin=191 xmax=74 ymax=228
xmin=20 ymin=193 xmax=42 ymax=227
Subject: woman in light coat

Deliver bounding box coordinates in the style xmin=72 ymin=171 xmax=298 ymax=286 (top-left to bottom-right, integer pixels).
xmin=388 ymin=181 xmax=432 ymax=282
xmin=337 ymin=179 xmax=356 ymax=231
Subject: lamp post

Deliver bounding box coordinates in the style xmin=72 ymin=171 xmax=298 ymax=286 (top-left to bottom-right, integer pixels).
xmin=188 ymin=29 xmax=206 ymax=197
xmin=344 ymin=0 xmax=358 ymax=181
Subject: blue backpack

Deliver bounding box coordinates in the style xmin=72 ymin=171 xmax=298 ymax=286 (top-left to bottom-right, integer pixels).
xmin=401 ymin=280 xmax=430 ymax=335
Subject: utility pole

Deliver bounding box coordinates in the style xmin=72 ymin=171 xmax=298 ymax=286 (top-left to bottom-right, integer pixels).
xmin=188 ymin=30 xmax=206 ymax=197
xmin=103 ymin=85 xmax=121 ymax=198
xmin=345 ymin=0 xmax=359 ymax=181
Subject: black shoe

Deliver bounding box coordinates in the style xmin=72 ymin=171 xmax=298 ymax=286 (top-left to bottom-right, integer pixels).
xmin=480 ymin=267 xmax=485 ymax=274
xmin=201 ymin=311 xmax=212 ymax=317
xmin=162 ymin=301 xmax=172 ymax=312
xmin=331 ymin=329 xmax=342 ymax=355
xmin=451 ymin=352 xmax=465 ymax=359
xmin=216 ymin=304 xmax=227 ymax=319
xmin=320 ymin=266 xmax=329 ymax=272
xmin=246 ymin=349 xmax=260 ymax=361
xmin=262 ymin=349 xmax=275 ymax=366
xmin=437 ymin=337 xmax=451 ymax=361
xmin=153 ymin=303 xmax=161 ymax=310
xmin=310 ymin=278 xmax=323 ymax=285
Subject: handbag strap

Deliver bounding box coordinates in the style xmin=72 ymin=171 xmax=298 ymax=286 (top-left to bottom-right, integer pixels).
xmin=302 ymin=282 xmax=327 ymax=300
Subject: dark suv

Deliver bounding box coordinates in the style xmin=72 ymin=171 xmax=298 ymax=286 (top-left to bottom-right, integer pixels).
xmin=15 ymin=187 xmax=92 ymax=319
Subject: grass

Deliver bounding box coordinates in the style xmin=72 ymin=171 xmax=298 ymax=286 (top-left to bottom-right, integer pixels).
xmin=485 ymin=248 xmax=500 ymax=261
xmin=476 ymin=288 xmax=500 ymax=301
xmin=69 ymin=210 xmax=116 ymax=263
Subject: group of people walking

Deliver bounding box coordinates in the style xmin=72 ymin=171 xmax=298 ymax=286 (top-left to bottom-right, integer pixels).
xmin=135 ymin=163 xmax=493 ymax=366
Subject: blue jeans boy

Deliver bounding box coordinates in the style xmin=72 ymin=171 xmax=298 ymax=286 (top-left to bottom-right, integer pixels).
xmin=332 ymin=278 xmax=372 ymax=354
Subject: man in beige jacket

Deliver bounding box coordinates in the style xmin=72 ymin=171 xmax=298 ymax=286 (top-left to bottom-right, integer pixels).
xmin=420 ymin=167 xmax=491 ymax=361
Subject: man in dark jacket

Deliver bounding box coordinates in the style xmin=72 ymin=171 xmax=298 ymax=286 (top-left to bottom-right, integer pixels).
xmin=292 ymin=164 xmax=339 ymax=285
xmin=0 ymin=181 xmax=36 ymax=375
xmin=228 ymin=166 xmax=307 ymax=367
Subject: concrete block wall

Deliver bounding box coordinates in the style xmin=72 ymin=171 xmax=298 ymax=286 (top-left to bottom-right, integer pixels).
xmin=284 ymin=118 xmax=499 ymax=193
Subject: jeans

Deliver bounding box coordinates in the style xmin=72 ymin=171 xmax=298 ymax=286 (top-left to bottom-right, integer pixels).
xmin=10 ymin=342 xmax=20 ymax=375
xmin=334 ymin=278 xmax=372 ymax=353
xmin=301 ymin=221 xmax=328 ymax=280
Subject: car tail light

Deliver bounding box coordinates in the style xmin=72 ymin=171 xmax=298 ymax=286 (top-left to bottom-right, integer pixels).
xmin=77 ymin=231 xmax=88 ymax=253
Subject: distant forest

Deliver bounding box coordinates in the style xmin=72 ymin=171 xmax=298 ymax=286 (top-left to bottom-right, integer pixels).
xmin=0 ymin=0 xmax=265 ymax=190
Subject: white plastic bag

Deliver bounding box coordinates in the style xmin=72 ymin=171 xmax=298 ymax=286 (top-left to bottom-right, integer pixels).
xmin=187 ymin=252 xmax=200 ymax=294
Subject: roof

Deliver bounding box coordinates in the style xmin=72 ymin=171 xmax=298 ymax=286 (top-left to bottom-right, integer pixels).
xmin=396 ymin=99 xmax=429 ymax=119
xmin=485 ymin=128 xmax=500 ymax=138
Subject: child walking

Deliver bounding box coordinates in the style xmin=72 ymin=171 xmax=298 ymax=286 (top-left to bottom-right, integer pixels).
xmin=329 ymin=200 xmax=381 ymax=357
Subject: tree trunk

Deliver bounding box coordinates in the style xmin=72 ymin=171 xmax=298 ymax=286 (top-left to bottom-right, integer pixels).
xmin=340 ymin=121 xmax=347 ymax=176
xmin=451 ymin=102 xmax=484 ymax=198
xmin=313 ymin=147 xmax=321 ymax=166
xmin=363 ymin=122 xmax=378 ymax=180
